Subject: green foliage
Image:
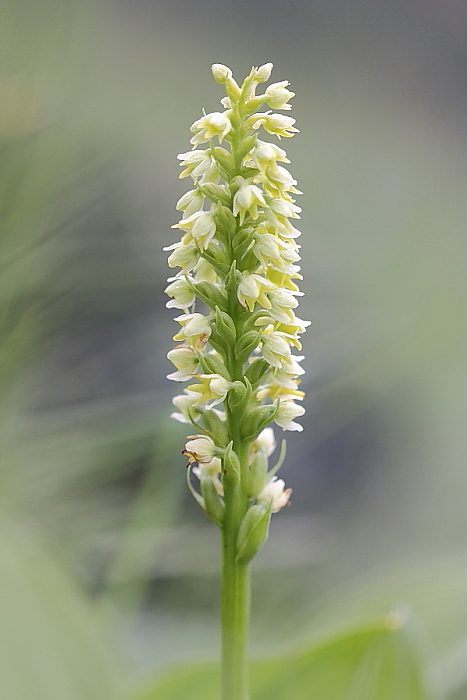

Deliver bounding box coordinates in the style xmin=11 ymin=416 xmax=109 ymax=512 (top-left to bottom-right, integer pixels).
xmin=0 ymin=519 xmax=121 ymax=700
xmin=129 ymin=616 xmax=430 ymax=700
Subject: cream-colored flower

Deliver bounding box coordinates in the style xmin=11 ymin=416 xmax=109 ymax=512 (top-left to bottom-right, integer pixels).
xmin=264 ymin=81 xmax=295 ymax=111
xmin=248 ymin=112 xmax=299 ymax=139
xmin=248 ymin=140 xmax=290 ymax=171
xmin=176 ymin=189 xmax=204 ymax=217
xmin=237 ymin=272 xmax=275 ymax=312
xmin=262 ymin=164 xmax=302 ymax=200
xmin=257 ymin=379 xmax=305 ymax=403
xmin=257 ymin=476 xmax=291 ymax=512
xmin=186 ymin=373 xmax=232 ymax=406
xmin=167 ymin=345 xmax=198 ymax=381
xmin=266 ymin=288 xmax=303 ymax=324
xmin=173 ymin=312 xmax=211 ymax=345
xmin=252 ymin=427 xmax=276 ymax=457
xmin=190 ymin=111 xmax=232 ymax=146
xmin=170 ymin=391 xmax=199 ymax=423
xmin=268 ymin=197 xmax=301 ymax=219
xmin=265 ymin=268 xmax=302 ymax=292
xmin=164 ymin=239 xmax=199 ymax=273
xmin=193 ymin=257 xmax=219 ymax=284
xmin=253 ymin=63 xmax=274 ymax=83
xmin=177 ymin=149 xmax=212 ymax=179
xmin=172 ymin=210 xmax=217 ymax=250
xmin=261 ymin=331 xmax=292 ymax=368
xmin=272 ymin=354 xmax=306 ymax=388
xmin=233 ymin=179 xmax=265 ymax=224
xmin=211 ymin=64 xmax=233 ymax=82
xmin=165 ymin=276 xmax=196 ymax=310
xmin=275 ymin=397 xmax=305 ymax=432
xmin=183 ymin=435 xmax=217 ymax=463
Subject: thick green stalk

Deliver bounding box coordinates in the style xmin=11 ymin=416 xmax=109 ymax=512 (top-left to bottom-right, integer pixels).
xmin=221 ymin=306 xmax=251 ymax=699
xmin=221 ymin=115 xmax=252 ymax=697
xmin=221 ymin=494 xmax=250 ymax=700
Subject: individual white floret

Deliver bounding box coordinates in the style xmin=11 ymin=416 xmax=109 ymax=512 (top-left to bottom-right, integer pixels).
xmin=233 ymin=179 xmax=265 ymax=224
xmin=183 ymin=435 xmax=218 ymax=464
xmin=275 ymin=397 xmax=305 ymax=432
xmin=166 ymin=345 xmax=198 ymax=381
xmin=257 ymin=476 xmax=291 ymax=512
xmin=248 ymin=112 xmax=299 ymax=139
xmin=190 ymin=112 xmax=232 ymax=146
xmin=264 ymin=81 xmax=295 ymax=110
xmin=237 ymin=273 xmax=275 ymax=312
xmin=253 ymin=427 xmax=276 ymax=457
xmin=164 ymin=239 xmax=200 ymax=273
xmin=172 ymin=211 xmax=217 ymax=250
xmin=164 ymin=276 xmax=196 ymax=310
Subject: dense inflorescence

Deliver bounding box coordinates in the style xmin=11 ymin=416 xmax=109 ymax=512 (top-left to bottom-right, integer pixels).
xmin=165 ymin=63 xmax=308 ymax=542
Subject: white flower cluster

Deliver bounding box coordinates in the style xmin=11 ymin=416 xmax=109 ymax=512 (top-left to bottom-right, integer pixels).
xmin=165 ymin=63 xmax=308 ymax=527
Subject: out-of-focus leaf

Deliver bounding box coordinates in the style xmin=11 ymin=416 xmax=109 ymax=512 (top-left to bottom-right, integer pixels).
xmin=0 ymin=517 xmax=121 ymax=700
xmin=128 ymin=615 xmax=430 ymax=700
xmin=251 ymin=615 xmax=430 ymax=700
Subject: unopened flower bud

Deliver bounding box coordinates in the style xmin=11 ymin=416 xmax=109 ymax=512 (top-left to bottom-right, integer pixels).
xmin=200 ymin=477 xmax=225 ymax=526
xmin=223 ymin=442 xmax=240 ymax=481
xmin=236 ymin=503 xmax=272 ymax=563
xmin=254 ymin=63 xmax=273 ymax=83
xmin=211 ymin=63 xmax=232 ymax=83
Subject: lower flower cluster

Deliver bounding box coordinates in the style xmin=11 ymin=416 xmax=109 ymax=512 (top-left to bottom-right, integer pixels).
xmin=164 ymin=63 xmax=308 ymax=555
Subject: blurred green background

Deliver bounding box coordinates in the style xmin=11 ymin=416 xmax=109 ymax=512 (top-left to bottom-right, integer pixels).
xmin=0 ymin=0 xmax=465 ymax=698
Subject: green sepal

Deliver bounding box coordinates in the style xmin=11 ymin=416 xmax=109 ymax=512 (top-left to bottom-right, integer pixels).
xmin=225 ymin=80 xmax=241 ymax=103
xmin=239 ymin=309 xmax=270 ymax=333
xmin=237 ymin=250 xmax=259 ymax=273
xmin=236 ymin=135 xmax=258 ymax=163
xmin=232 ymin=228 xmax=255 ymax=257
xmin=197 ymin=352 xmax=231 ymax=380
xmin=240 ymin=166 xmax=260 ymax=180
xmin=241 ymin=403 xmax=277 ymax=441
xmin=201 ymin=244 xmax=231 ymax=275
xmin=190 ymin=280 xmax=229 ymax=312
xmin=211 ymin=147 xmax=235 ymax=179
xmin=244 ymin=358 xmax=271 ymax=388
xmin=229 ymin=175 xmax=245 ymax=196
xmin=227 ymin=379 xmax=252 ymax=411
xmin=222 ymin=441 xmax=240 ymax=481
xmin=199 ymin=408 xmax=229 ymax=447
xmin=213 ymin=307 xmax=236 ymax=344
xmin=235 ymin=503 xmax=272 ymax=564
xmin=200 ymin=477 xmax=225 ymax=527
xmin=214 ymin=204 xmax=237 ymax=238
xmin=207 ymin=334 xmax=227 ymax=357
xmin=199 ymin=183 xmax=231 ymax=207
xmin=234 ymin=330 xmax=261 ymax=364
xmin=246 ymin=450 xmax=268 ymax=499
xmin=224 ymin=261 xmax=241 ymax=294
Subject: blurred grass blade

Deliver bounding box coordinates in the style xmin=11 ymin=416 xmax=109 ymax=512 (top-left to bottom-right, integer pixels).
xmin=128 ymin=614 xmax=431 ymax=700
xmin=0 ymin=517 xmax=121 ymax=700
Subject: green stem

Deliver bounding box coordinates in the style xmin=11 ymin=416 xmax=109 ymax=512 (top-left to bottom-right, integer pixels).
xmin=221 ymin=397 xmax=251 ymax=699
xmin=220 ymin=107 xmax=252 ymax=700
xmin=221 ymin=520 xmax=250 ymax=700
